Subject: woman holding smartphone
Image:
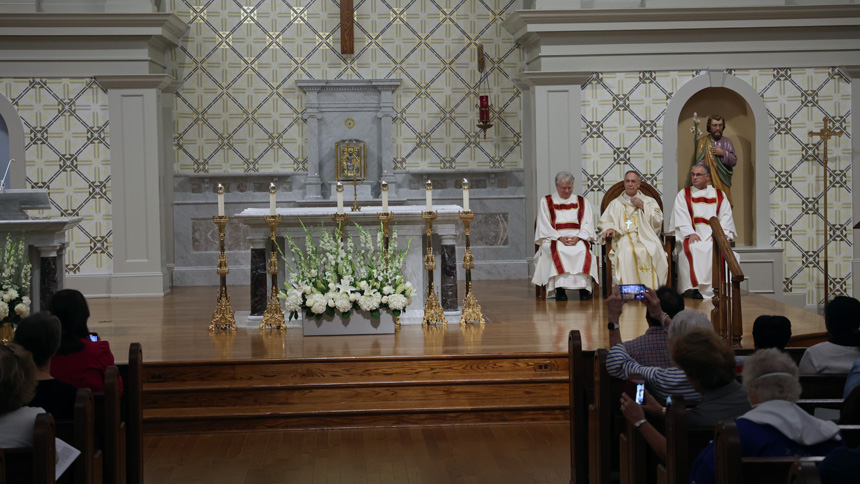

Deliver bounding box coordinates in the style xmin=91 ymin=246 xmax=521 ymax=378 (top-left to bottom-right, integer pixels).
xmin=48 ymin=289 xmax=122 ymax=392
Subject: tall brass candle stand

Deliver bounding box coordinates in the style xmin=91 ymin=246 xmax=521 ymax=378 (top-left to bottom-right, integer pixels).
xmin=378 ymin=210 xmax=396 ymax=326
xmin=210 ymin=215 xmax=237 ymax=331
xmin=260 ymin=215 xmax=286 ymax=330
xmin=422 ymin=211 xmax=447 ymax=326
xmin=459 ymin=211 xmax=485 ymax=325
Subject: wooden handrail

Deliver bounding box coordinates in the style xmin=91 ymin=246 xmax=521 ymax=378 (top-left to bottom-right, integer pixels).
xmin=709 ymin=218 xmax=743 ymax=281
xmin=710 ymin=217 xmax=744 ymax=348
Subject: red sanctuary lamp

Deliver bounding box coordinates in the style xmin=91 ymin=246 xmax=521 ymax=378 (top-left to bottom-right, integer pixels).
xmin=475 ymin=43 xmax=494 ymax=139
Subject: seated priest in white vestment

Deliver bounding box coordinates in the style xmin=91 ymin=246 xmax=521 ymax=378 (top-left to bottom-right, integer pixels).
xmin=598 ymin=170 xmax=668 ymax=288
xmin=533 ymin=171 xmax=599 ymax=301
xmin=670 ymin=164 xmax=737 ymax=300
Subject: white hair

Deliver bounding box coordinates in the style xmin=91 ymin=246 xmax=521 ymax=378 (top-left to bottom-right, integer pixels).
xmin=667 ymin=310 xmax=713 ymax=342
xmin=555 ymin=172 xmax=574 ymax=185
xmin=742 ymin=348 xmax=802 ymax=403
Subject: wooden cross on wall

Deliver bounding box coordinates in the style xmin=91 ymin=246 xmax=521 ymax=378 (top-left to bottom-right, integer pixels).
xmin=809 ymin=117 xmax=844 ymax=304
xmin=341 ymin=0 xmax=354 ymax=55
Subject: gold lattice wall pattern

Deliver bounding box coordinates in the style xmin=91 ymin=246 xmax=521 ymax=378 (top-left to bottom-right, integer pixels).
xmin=0 ymin=78 xmax=112 ymax=276
xmin=169 ymin=0 xmax=522 ymax=174
xmin=582 ymin=68 xmax=852 ymax=306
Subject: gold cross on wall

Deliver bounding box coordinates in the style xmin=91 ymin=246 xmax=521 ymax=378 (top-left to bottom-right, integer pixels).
xmin=809 ymin=118 xmax=843 ymax=167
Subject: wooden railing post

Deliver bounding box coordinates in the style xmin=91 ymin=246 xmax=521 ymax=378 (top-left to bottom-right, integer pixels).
xmin=709 ymin=218 xmax=744 ymax=348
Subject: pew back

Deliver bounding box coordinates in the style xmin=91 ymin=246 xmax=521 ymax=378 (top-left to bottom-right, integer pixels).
xmin=3 ymin=413 xmax=56 ymax=484
xmin=94 ymin=366 xmax=126 ymax=484
xmin=55 ymin=388 xmax=102 ymax=484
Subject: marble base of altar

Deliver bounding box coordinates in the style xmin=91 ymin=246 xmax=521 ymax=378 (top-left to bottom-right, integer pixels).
xmin=235 ymin=205 xmax=463 ymax=319
xmin=301 ymin=309 xmax=396 ymax=336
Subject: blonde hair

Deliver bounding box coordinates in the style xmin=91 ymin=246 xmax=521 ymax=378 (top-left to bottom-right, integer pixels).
xmin=0 ymin=343 xmax=37 ymax=414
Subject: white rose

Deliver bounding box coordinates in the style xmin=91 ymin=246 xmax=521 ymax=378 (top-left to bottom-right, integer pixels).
xmin=405 ymin=281 xmax=413 ymax=289
xmin=310 ymin=269 xmax=317 ymax=277
xmin=14 ymin=302 xmax=29 ymax=318
xmin=349 ymin=293 xmax=358 ymax=302
xmin=382 ymin=286 xmax=393 ymax=295
xmin=302 ymin=285 xmax=312 ymax=295
xmin=0 ymin=301 xmax=9 ymax=320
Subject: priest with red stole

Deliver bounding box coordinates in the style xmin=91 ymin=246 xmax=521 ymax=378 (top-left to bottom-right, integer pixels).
xmin=670 ymin=164 xmax=736 ymax=300
xmin=532 ymin=171 xmax=599 ymax=301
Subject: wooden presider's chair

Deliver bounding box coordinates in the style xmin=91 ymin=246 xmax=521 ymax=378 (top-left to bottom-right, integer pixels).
xmin=599 ymin=180 xmax=674 ymax=297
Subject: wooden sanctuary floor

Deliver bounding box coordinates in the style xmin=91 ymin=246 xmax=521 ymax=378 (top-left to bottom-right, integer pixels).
xmin=89 ymin=280 xmax=824 ymax=364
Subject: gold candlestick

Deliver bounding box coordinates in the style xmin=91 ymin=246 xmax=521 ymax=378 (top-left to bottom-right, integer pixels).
xmin=351 ymin=178 xmax=361 ymax=212
xmin=422 ymin=211 xmax=447 ymax=326
xmin=210 ymin=215 xmax=236 ymax=331
xmin=459 ymin=210 xmax=485 ymax=326
xmin=261 ymin=214 xmax=285 ymax=330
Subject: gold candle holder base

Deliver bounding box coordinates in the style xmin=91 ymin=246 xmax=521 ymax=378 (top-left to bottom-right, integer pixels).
xmin=332 ymin=212 xmax=350 ymax=239
xmin=423 ymin=282 xmax=447 ymax=326
xmin=210 ymin=287 xmax=237 ymax=331
xmin=210 ymin=215 xmax=236 ymax=331
xmin=260 ymin=215 xmax=286 ymax=331
xmin=459 ymin=289 xmax=485 ymax=326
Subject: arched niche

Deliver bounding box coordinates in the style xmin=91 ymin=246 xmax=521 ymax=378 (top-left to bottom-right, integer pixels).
xmin=0 ymin=94 xmax=27 ymax=189
xmin=663 ymin=71 xmax=770 ymax=247
xmin=677 ymin=88 xmax=755 ymax=245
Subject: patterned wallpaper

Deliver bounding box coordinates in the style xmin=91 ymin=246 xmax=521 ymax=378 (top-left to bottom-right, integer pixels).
xmin=0 ymin=79 xmax=112 ymax=275
xmin=169 ymin=0 xmax=522 ymax=174
xmin=581 ymin=68 xmax=852 ymax=306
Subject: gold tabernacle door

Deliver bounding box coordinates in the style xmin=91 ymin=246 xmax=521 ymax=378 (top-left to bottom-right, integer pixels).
xmin=335 ymin=139 xmax=366 ymax=182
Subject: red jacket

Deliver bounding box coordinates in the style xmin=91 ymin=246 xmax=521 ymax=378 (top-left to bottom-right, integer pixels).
xmin=50 ymin=338 xmax=123 ymax=393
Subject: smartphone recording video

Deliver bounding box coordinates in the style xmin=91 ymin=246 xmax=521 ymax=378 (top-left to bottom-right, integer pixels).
xmin=625 ymin=376 xmax=646 ymax=405
xmin=88 ymin=332 xmax=99 ymax=342
xmin=619 ymin=284 xmax=647 ymax=301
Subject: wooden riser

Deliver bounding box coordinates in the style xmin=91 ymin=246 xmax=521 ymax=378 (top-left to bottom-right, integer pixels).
xmin=143 ymin=408 xmax=571 ymax=434
xmin=141 ymin=354 xmax=569 ymax=434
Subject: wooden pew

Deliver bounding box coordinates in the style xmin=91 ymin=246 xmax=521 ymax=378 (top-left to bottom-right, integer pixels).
xmin=787 ymin=461 xmax=821 ymax=484
xmin=568 ymin=330 xmax=591 ymax=484
xmin=658 ymin=395 xmax=715 ymax=484
xmin=798 ymin=374 xmax=847 ymax=399
xmin=619 ymin=417 xmax=648 ymax=484
xmin=715 ymin=421 xmax=860 ymax=484
xmin=55 ymin=388 xmax=102 ymax=484
xmin=94 ymin=367 xmax=126 ymax=484
xmin=0 ymin=448 xmax=5 ymax=484
xmin=587 ymin=349 xmax=626 ymax=484
xmin=3 ymin=413 xmax=56 ymax=484
xmin=122 ymin=343 xmax=143 ymax=484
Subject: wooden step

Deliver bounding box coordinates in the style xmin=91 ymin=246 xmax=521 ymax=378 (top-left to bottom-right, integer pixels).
xmin=143 ymin=407 xmax=570 ymax=434
xmin=140 ymin=353 xmax=570 ymax=433
xmin=142 ymin=354 xmax=568 ymax=388
xmin=143 ymin=380 xmax=568 ymax=410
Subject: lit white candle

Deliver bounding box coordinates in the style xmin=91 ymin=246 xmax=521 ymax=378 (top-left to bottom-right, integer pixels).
xmin=217 ymin=183 xmax=225 ymax=217
xmin=425 ymin=180 xmax=433 ymax=212
xmin=462 ymin=178 xmax=470 ymax=211
xmin=336 ymin=182 xmax=344 ymax=214
xmin=381 ymin=180 xmax=389 ymax=212
xmin=269 ymin=182 xmax=277 ymax=216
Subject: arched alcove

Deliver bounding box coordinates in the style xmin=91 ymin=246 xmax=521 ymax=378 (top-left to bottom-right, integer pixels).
xmin=663 ymin=71 xmax=770 ymax=248
xmin=677 ymin=88 xmax=755 ymax=245
xmin=0 ymin=94 xmax=27 ymax=189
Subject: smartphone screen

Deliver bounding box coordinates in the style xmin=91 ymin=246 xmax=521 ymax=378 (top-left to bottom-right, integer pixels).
xmin=626 ymin=376 xmax=645 ymax=404
xmin=88 ymin=332 xmax=99 ymax=342
xmin=619 ymin=284 xmax=647 ymax=300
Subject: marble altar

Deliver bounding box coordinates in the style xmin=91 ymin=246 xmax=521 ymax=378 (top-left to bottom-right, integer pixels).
xmin=235 ymin=204 xmax=463 ymax=326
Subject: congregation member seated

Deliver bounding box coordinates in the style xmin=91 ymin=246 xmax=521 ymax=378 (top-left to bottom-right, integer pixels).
xmin=844 ymin=357 xmax=860 ymax=399
xmin=819 ymin=446 xmax=860 ymax=483
xmin=606 ymin=285 xmax=712 ymax=404
xmin=735 ymin=315 xmax=793 ymax=371
xmin=0 ymin=343 xmax=44 ymax=447
xmin=623 ymin=286 xmax=684 ymax=369
xmin=689 ymin=349 xmax=845 ymax=484
xmin=49 ymin=288 xmax=122 ymax=392
xmin=618 ymin=327 xmax=751 ymax=461
xmin=799 ymin=296 xmax=860 ymax=374
xmin=13 ymin=312 xmax=79 ymax=420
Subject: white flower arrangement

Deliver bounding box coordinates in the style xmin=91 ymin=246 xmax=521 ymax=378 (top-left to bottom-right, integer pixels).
xmin=0 ymin=235 xmax=31 ymax=326
xmin=279 ymin=222 xmax=416 ymax=321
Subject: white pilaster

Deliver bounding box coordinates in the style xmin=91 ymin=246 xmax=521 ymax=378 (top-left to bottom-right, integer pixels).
xmin=99 ymin=74 xmax=173 ymax=296
xmin=846 ymin=66 xmax=860 ymax=300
